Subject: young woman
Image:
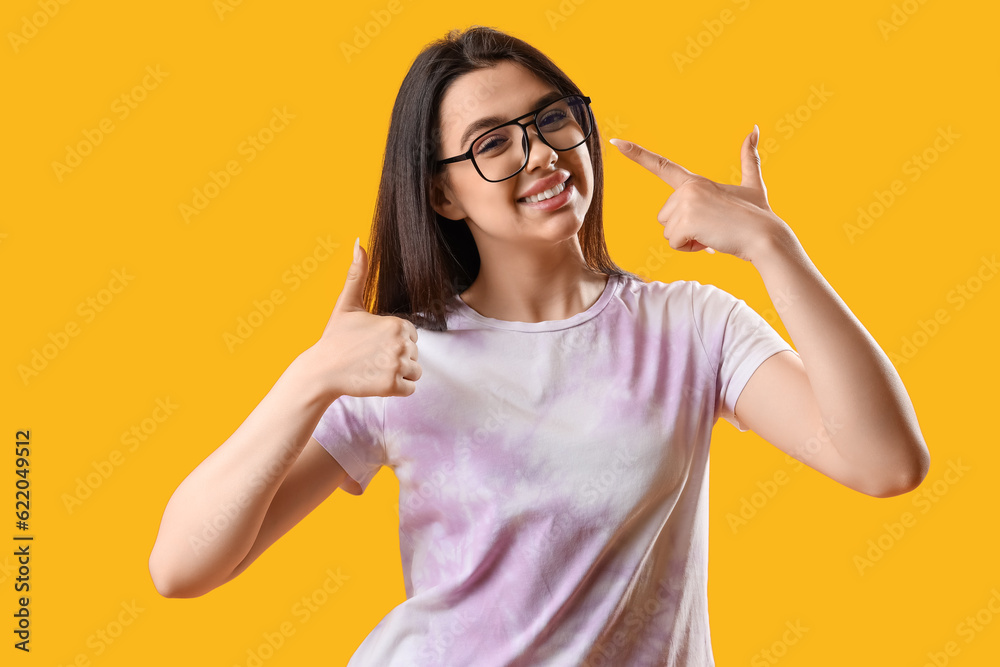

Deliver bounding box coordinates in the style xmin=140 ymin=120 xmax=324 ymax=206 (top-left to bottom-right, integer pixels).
xmin=149 ymin=25 xmax=930 ymax=666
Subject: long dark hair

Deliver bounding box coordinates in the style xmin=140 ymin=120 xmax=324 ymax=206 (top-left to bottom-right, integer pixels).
xmin=364 ymin=24 xmax=642 ymax=331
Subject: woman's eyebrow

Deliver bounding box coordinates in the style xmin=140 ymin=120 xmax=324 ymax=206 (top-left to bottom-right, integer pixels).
xmin=458 ymin=90 xmax=564 ymax=149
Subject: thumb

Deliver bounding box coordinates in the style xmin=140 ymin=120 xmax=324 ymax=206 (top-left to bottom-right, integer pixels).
xmin=333 ymin=237 xmax=368 ymax=313
xmin=740 ymin=125 xmax=766 ymax=192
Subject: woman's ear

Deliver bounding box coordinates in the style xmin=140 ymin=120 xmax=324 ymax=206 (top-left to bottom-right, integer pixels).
xmin=430 ymin=173 xmax=466 ymax=221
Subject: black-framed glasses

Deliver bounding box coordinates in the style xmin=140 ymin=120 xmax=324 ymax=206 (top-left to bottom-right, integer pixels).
xmin=436 ymin=94 xmax=594 ymax=182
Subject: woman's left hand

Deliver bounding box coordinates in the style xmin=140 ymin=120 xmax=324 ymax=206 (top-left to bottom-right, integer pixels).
xmin=610 ymin=126 xmax=791 ymax=263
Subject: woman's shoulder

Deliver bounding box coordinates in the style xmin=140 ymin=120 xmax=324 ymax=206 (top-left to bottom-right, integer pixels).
xmin=620 ymin=275 xmax=744 ymax=322
xmin=622 ymin=273 xmax=704 ymax=299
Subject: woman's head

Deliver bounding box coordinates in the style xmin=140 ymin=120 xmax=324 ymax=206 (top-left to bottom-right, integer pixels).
xmin=365 ymin=25 xmax=637 ymax=331
xmin=430 ymin=60 xmax=595 ymax=264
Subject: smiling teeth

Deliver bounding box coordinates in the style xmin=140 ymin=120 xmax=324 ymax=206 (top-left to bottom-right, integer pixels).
xmin=522 ymin=180 xmax=566 ymax=203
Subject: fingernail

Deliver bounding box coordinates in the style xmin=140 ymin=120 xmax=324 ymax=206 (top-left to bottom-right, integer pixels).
xmin=751 ymin=124 xmax=759 ymax=149
xmin=706 ymin=247 xmax=716 ymax=254
xmin=609 ymin=138 xmax=629 ymax=150
xmin=353 ymin=237 xmax=360 ymax=263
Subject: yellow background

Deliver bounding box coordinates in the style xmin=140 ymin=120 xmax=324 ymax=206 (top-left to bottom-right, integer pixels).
xmin=3 ymin=0 xmax=998 ymax=665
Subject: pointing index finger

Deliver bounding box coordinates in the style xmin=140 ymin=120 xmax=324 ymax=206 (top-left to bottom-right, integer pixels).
xmin=609 ymin=138 xmax=696 ymax=190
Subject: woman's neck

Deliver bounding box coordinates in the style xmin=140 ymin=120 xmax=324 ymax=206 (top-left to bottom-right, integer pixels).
xmin=459 ymin=244 xmax=609 ymax=323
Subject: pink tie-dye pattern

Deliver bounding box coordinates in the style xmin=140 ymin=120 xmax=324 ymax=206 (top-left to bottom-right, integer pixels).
xmin=312 ymin=273 xmax=798 ymax=666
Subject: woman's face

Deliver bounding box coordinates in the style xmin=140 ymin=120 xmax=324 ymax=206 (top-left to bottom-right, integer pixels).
xmin=430 ymin=61 xmax=594 ymax=250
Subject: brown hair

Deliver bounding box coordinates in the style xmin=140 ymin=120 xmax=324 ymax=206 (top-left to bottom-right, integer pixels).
xmin=364 ymin=24 xmax=641 ymax=331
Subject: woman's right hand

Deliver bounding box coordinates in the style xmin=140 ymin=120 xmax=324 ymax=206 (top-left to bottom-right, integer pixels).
xmin=311 ymin=238 xmax=422 ymax=399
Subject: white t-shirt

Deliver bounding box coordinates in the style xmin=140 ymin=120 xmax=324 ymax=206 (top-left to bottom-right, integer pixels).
xmin=312 ymin=272 xmax=798 ymax=666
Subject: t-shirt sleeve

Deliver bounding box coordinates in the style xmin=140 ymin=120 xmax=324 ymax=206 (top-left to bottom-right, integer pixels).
xmin=690 ymin=281 xmax=799 ymax=432
xmin=311 ymin=394 xmax=386 ymax=495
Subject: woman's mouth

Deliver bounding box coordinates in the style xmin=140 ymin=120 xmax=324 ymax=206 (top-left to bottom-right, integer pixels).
xmin=517 ymin=176 xmax=574 ymax=210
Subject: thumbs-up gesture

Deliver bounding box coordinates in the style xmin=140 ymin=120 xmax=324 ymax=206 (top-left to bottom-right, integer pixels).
xmin=313 ymin=238 xmax=422 ymax=398
xmin=610 ymin=126 xmax=791 ymax=263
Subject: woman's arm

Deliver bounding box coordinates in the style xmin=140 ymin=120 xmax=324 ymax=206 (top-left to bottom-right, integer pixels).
xmin=734 ymin=228 xmax=930 ymax=497
xmin=148 ymin=347 xmax=340 ymax=597
xmin=217 ymin=435 xmax=351 ymax=589
xmin=148 ymin=241 xmax=422 ymax=596
xmin=609 ymin=130 xmax=929 ymax=497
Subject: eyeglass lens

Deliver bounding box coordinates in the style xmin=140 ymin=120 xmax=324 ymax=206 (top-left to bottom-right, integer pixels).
xmin=470 ymin=96 xmax=591 ymax=181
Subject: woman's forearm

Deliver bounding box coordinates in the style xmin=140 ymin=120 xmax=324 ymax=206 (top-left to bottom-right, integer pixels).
xmin=749 ymin=227 xmax=930 ymax=494
xmin=148 ymin=346 xmax=337 ymax=597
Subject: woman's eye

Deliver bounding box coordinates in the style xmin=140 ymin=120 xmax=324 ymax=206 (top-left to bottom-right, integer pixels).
xmin=475 ymin=134 xmax=508 ymax=155
xmin=539 ymin=110 xmax=567 ymax=129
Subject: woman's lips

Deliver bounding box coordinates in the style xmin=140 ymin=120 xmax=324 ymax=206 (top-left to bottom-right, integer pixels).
xmin=517 ymin=176 xmax=574 ymax=210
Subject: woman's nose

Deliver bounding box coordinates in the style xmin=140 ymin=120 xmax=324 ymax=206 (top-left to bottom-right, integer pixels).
xmin=524 ymin=125 xmax=557 ymax=170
